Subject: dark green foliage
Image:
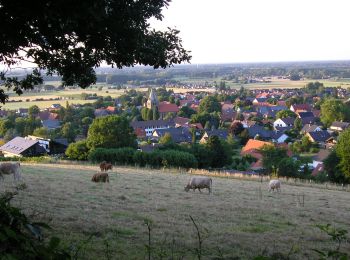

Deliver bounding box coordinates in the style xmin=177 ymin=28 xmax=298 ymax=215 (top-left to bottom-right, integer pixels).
xmin=65 ymin=140 xmax=90 ymax=160
xmin=206 ymin=136 xmax=232 ymax=168
xmin=198 ymin=96 xmax=221 ymax=114
xmin=334 ymin=129 xmax=350 ymax=181
xmin=89 ymin=147 xmax=136 ymax=165
xmin=87 ymin=115 xmax=137 ymax=149
xmin=313 ymin=224 xmax=349 ymax=260
xmin=0 ymin=0 xmax=190 ymax=103
xmin=89 ymin=147 xmax=197 ymax=169
xmin=229 ymin=121 xmax=244 ymax=136
xmin=190 ymin=112 xmax=220 ymax=129
xmin=276 ymin=110 xmax=296 ymax=119
xmin=0 ymin=187 xmax=70 ymax=259
xmin=178 ymin=106 xmax=196 ymax=118
xmin=260 ymin=145 xmax=289 ymax=176
xmin=323 ymin=150 xmax=348 ymax=184
xmin=320 ymin=98 xmax=350 ymax=127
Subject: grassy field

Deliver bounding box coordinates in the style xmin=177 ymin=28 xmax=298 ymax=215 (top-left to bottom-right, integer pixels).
xmin=1 ymin=163 xmax=349 ymax=259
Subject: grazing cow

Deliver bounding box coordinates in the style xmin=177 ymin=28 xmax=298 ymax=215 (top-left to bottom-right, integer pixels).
xmin=99 ymin=161 xmax=107 ymax=171
xmin=104 ymin=163 xmax=113 ymax=171
xmin=269 ymin=179 xmax=281 ymax=192
xmin=184 ymin=176 xmax=212 ymax=194
xmin=91 ymin=172 xmax=109 ymax=183
xmin=99 ymin=161 xmax=113 ymax=172
xmin=0 ymin=162 xmax=21 ymax=181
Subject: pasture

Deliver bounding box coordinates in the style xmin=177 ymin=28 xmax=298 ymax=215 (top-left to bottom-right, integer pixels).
xmin=1 ymin=163 xmax=350 ymax=259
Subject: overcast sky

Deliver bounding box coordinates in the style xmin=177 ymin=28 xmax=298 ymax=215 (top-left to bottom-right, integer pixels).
xmin=151 ymin=0 xmax=350 ymax=64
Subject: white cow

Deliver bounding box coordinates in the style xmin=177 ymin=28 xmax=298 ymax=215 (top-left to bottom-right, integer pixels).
xmin=269 ymin=179 xmax=281 ymax=192
xmin=184 ymin=176 xmax=212 ymax=194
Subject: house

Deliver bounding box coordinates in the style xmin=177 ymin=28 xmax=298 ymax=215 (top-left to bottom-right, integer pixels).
xmin=199 ymin=129 xmax=228 ymax=143
xmin=312 ymin=149 xmax=331 ymax=169
xmin=16 ymin=108 xmax=29 ymax=116
xmin=290 ymin=104 xmax=311 ymax=113
xmin=158 ymin=101 xmax=179 ymax=119
xmin=247 ymin=125 xmax=288 ymax=143
xmin=273 ymin=117 xmax=295 ymax=128
xmin=50 ymin=104 xmax=62 ymax=109
xmin=241 ymin=139 xmax=274 ymax=171
xmin=151 ymin=127 xmax=192 ymax=143
xmin=0 ymin=136 xmax=46 ymax=157
xmin=270 ymin=132 xmax=289 ymax=144
xmin=330 ymin=121 xmax=350 ymax=132
xmin=297 ymin=111 xmax=314 ymax=119
xmin=42 ymin=119 xmax=61 ymax=130
xmin=131 ymin=119 xmax=175 ymax=137
xmin=26 ymin=135 xmax=68 ymax=154
xmin=94 ymin=108 xmax=110 ymax=117
xmin=306 ymin=130 xmax=331 ymax=145
xmin=247 ymin=125 xmax=272 ymax=140
xmin=301 ymin=124 xmax=322 ymax=134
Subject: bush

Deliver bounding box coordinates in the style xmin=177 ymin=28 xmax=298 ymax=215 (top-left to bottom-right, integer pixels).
xmin=88 ymin=147 xmax=136 ymax=165
xmin=65 ymin=140 xmax=90 ymax=160
xmin=0 ymin=186 xmax=70 ymax=259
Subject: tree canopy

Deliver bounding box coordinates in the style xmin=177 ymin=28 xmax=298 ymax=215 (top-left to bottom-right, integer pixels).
xmin=335 ymin=129 xmax=350 ymax=180
xmin=0 ymin=0 xmax=191 ymax=103
xmin=320 ymin=98 xmax=350 ymax=127
xmin=87 ymin=115 xmax=136 ymax=149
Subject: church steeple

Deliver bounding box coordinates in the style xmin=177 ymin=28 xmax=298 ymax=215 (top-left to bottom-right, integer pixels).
xmin=146 ymin=88 xmax=159 ymax=109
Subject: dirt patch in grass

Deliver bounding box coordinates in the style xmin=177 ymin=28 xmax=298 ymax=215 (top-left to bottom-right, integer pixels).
xmin=1 ymin=163 xmax=349 ymax=259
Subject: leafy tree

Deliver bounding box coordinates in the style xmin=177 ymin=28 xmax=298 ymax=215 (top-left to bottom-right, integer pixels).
xmin=32 ymin=127 xmax=49 ymax=138
xmin=239 ymin=129 xmax=250 ymax=145
xmin=0 ymin=119 xmax=14 ymax=136
xmin=198 ymin=96 xmax=221 ymax=114
xmin=65 ymin=140 xmax=90 ymax=160
xmin=87 ymin=115 xmax=136 ymax=149
xmin=0 ymin=0 xmax=190 ymax=104
xmin=28 ymin=105 xmax=40 ymax=119
xmin=294 ymin=117 xmax=302 ymax=131
xmin=152 ymin=107 xmax=159 ymax=120
xmin=206 ymin=136 xmax=232 ymax=168
xmin=229 ymin=121 xmax=244 ymax=136
xmin=276 ymin=110 xmax=296 ymax=119
xmin=178 ymin=106 xmax=196 ymax=118
xmin=335 ymin=129 xmax=350 ymax=180
xmin=323 ymin=150 xmax=348 ymax=183
xmin=60 ymin=122 xmax=76 ymax=143
xmin=320 ymin=98 xmax=350 ymax=127
xmin=159 ymin=133 xmax=173 ymax=145
xmin=260 ymin=145 xmax=288 ymax=175
xmin=235 ymin=113 xmax=245 ymax=121
xmin=278 ymin=157 xmax=300 ymax=178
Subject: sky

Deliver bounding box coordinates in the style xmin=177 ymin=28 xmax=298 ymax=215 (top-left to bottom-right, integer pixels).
xmin=150 ymin=0 xmax=350 ymax=64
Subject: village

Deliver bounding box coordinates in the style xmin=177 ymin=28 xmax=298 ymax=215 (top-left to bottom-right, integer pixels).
xmin=0 ymin=81 xmax=349 ymax=183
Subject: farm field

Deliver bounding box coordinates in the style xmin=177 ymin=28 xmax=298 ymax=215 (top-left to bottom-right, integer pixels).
xmin=1 ymin=164 xmax=349 ymax=259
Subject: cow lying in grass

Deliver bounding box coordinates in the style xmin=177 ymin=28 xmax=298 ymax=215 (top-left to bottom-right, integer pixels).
xmin=100 ymin=161 xmax=113 ymax=172
xmin=91 ymin=172 xmax=109 ymax=183
xmin=184 ymin=176 xmax=212 ymax=194
xmin=0 ymin=162 xmax=21 ymax=181
xmin=269 ymin=179 xmax=281 ymax=192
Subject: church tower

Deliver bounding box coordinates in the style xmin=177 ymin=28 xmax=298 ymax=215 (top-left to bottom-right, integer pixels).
xmin=146 ymin=88 xmax=159 ymax=109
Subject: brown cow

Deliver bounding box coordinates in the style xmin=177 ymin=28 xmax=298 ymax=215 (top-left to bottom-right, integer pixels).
xmin=99 ymin=161 xmax=107 ymax=171
xmin=0 ymin=162 xmax=21 ymax=181
xmin=91 ymin=172 xmax=109 ymax=183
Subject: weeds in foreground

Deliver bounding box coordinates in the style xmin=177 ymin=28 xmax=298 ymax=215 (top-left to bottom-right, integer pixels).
xmin=313 ymin=224 xmax=349 ymax=260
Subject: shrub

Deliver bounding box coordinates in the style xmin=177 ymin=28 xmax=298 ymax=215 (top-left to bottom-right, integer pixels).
xmin=65 ymin=140 xmax=90 ymax=160
xmin=88 ymin=147 xmax=136 ymax=165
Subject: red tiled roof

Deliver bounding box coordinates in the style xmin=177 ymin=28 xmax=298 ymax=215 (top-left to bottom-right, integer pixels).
xmin=106 ymin=106 xmax=116 ymax=112
xmin=158 ymin=102 xmax=179 ymax=113
xmin=174 ymin=116 xmax=190 ymax=125
xmin=241 ymin=139 xmax=273 ymax=155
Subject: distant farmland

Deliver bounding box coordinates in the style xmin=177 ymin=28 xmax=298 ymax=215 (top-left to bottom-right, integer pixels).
xmin=2 ymin=163 xmax=349 ymax=259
